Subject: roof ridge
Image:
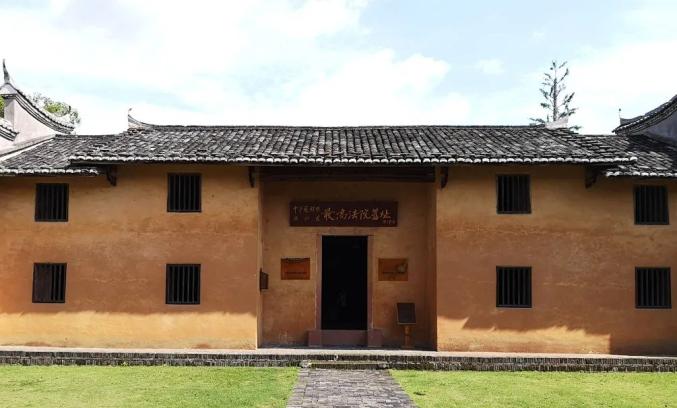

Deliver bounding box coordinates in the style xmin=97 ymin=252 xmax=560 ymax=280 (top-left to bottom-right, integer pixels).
xmin=133 ymin=124 xmax=551 ymax=130
xmin=53 ymin=133 xmax=115 ymax=138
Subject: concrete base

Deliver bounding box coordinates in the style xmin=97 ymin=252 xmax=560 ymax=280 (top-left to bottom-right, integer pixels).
xmin=367 ymin=329 xmax=383 ymax=348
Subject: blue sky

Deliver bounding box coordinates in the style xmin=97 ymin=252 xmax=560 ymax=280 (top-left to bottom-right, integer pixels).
xmin=1 ymin=0 xmax=676 ymax=134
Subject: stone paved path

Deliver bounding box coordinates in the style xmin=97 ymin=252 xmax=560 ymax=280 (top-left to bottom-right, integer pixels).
xmin=287 ymin=369 xmax=416 ymax=408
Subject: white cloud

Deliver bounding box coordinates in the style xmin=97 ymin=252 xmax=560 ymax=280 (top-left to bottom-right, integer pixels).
xmin=567 ymin=0 xmax=677 ymax=133
xmin=474 ymin=59 xmax=504 ymax=75
xmin=568 ymin=39 xmax=677 ymax=133
xmin=4 ymin=0 xmax=675 ymax=135
xmin=530 ymin=30 xmax=546 ymax=42
xmin=1 ymin=0 xmax=470 ymax=133
xmin=483 ymin=1 xmax=677 ymax=132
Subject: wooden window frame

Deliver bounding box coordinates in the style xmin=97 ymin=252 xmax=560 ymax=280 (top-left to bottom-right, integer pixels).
xmin=496 ymin=175 xmax=531 ymax=214
xmin=32 ymin=263 xmax=67 ymax=303
xmin=167 ymin=173 xmax=202 ymax=213
xmin=35 ymin=183 xmax=69 ymax=222
xmin=635 ymin=267 xmax=672 ymax=309
xmin=166 ymin=264 xmax=201 ymax=305
xmin=634 ymin=185 xmax=669 ymax=225
xmin=496 ymin=266 xmax=532 ymax=308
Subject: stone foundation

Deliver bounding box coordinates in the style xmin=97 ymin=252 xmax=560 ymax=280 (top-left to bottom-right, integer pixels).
xmin=1 ymin=348 xmax=675 ymax=372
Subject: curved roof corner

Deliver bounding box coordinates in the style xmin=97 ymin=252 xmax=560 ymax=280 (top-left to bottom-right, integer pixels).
xmin=1 ymin=60 xmax=76 ymax=134
xmin=127 ymin=109 xmax=156 ymax=129
xmin=614 ymin=94 xmax=677 ymax=135
xmin=0 ymin=117 xmax=18 ymax=141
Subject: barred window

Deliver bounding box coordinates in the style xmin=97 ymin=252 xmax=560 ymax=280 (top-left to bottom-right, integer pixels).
xmin=634 ymin=185 xmax=669 ymax=225
xmin=167 ymin=174 xmax=201 ymax=212
xmin=497 ymin=175 xmax=531 ymax=214
xmin=166 ymin=264 xmax=200 ymax=304
xmin=497 ymin=266 xmax=532 ymax=308
xmin=35 ymin=184 xmax=69 ymax=222
xmin=636 ymin=268 xmax=671 ymax=309
xmin=33 ymin=263 xmax=66 ymax=303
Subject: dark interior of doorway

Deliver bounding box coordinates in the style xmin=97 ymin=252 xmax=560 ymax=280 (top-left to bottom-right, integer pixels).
xmin=321 ymin=236 xmax=368 ymax=330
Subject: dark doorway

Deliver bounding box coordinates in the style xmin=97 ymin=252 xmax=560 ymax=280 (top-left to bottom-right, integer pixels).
xmin=322 ymin=236 xmax=368 ymax=330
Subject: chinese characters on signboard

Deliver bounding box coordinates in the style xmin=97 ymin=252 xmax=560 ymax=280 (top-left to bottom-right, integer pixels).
xmin=289 ymin=201 xmax=398 ymax=227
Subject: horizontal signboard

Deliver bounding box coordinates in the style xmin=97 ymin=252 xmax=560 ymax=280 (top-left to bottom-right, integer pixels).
xmin=290 ymin=201 xmax=398 ymax=227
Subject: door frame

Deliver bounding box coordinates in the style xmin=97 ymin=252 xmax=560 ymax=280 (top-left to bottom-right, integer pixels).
xmin=315 ymin=231 xmax=374 ymax=331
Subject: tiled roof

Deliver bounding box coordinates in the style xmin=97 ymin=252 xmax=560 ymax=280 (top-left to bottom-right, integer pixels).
xmin=601 ymin=134 xmax=677 ymax=178
xmin=8 ymin=125 xmax=677 ymax=178
xmin=614 ymin=94 xmax=677 ymax=135
xmin=67 ymin=125 xmax=634 ymax=165
xmin=0 ymin=135 xmax=103 ymax=175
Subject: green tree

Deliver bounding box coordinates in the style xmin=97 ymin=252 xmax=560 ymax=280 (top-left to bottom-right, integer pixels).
xmin=0 ymin=97 xmax=4 ymax=118
xmin=530 ymin=60 xmax=580 ymax=131
xmin=32 ymin=93 xmax=81 ymax=126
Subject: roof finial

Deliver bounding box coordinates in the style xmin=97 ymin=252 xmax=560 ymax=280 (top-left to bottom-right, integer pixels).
xmin=2 ymin=59 xmax=10 ymax=84
xmin=128 ymin=107 xmax=153 ymax=129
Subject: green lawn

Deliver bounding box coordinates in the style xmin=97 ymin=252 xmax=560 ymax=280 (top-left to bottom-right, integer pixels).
xmin=392 ymin=370 xmax=677 ymax=408
xmin=0 ymin=366 xmax=298 ymax=408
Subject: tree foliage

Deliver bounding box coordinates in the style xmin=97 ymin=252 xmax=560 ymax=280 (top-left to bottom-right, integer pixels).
xmin=32 ymin=93 xmax=81 ymax=126
xmin=530 ymin=60 xmax=580 ymax=131
xmin=0 ymin=97 xmax=4 ymax=118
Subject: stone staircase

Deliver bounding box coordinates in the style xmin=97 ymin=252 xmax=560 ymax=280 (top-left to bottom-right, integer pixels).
xmin=300 ymin=359 xmax=389 ymax=370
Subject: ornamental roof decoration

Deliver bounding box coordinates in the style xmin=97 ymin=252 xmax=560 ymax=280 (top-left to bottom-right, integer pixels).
xmin=0 ymin=117 xmax=18 ymax=141
xmin=0 ymin=60 xmax=75 ymax=134
xmin=127 ymin=108 xmax=155 ymax=129
xmin=3 ymin=59 xmax=11 ymax=83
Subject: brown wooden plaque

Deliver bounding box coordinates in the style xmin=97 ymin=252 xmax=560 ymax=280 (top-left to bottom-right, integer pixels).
xmin=290 ymin=201 xmax=397 ymax=227
xmin=281 ymin=258 xmax=310 ymax=280
xmin=378 ymin=258 xmax=408 ymax=281
xmin=397 ymin=302 xmax=416 ymax=325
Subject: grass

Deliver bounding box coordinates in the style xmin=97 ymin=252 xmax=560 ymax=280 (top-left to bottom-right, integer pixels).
xmin=392 ymin=370 xmax=677 ymax=408
xmin=0 ymin=365 xmax=298 ymax=408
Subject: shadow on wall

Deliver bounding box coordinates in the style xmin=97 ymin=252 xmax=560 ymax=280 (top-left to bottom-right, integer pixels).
xmin=436 ymin=230 xmax=677 ymax=355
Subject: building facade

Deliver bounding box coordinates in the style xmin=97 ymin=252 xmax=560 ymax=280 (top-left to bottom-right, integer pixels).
xmin=1 ymin=67 xmax=676 ymax=354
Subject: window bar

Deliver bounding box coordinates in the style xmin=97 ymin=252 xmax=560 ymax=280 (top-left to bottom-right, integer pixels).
xmin=652 ymin=270 xmax=658 ymax=307
xmin=194 ymin=266 xmax=199 ymax=302
xmin=48 ymin=185 xmax=54 ymax=219
xmin=516 ymin=176 xmax=522 ymax=213
xmin=658 ymin=270 xmax=664 ymax=307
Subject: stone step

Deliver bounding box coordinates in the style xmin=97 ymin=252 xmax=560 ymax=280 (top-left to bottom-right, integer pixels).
xmin=301 ymin=359 xmax=389 ymax=370
xmin=1 ymin=348 xmax=676 ymax=372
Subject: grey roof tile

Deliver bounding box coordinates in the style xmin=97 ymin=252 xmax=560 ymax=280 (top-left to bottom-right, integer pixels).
xmin=0 ymin=135 xmax=105 ymax=175
xmin=66 ymin=125 xmax=633 ymax=165
xmin=601 ymin=134 xmax=677 ymax=178
xmin=3 ymin=125 xmax=668 ymax=177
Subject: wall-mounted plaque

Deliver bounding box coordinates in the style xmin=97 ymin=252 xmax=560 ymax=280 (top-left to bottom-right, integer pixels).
xmin=259 ymin=269 xmax=269 ymax=290
xmin=290 ymin=201 xmax=397 ymax=227
xmin=397 ymin=302 xmax=416 ymax=325
xmin=378 ymin=258 xmax=408 ymax=281
xmin=281 ymin=258 xmax=310 ymax=280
